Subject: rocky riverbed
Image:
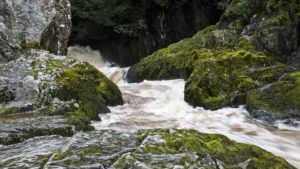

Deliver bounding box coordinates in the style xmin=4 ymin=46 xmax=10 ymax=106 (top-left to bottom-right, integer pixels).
xmin=1 ymin=0 xmax=300 ymax=168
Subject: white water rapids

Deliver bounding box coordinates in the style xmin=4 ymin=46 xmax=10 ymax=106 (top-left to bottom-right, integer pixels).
xmin=69 ymin=46 xmax=300 ymax=168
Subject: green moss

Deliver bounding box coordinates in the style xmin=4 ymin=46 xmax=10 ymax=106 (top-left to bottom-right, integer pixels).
xmin=184 ymin=49 xmax=276 ymax=109
xmin=54 ymin=150 xmax=66 ymax=160
xmin=65 ymin=110 xmax=95 ymax=131
xmin=43 ymin=129 xmax=294 ymax=168
xmin=127 ymin=38 xmax=198 ymax=82
xmin=127 ymin=13 xmax=291 ymax=110
xmin=246 ymin=71 xmax=300 ymax=122
xmin=53 ymin=146 xmax=103 ymax=166
xmin=38 ymin=154 xmax=53 ymax=169
xmin=136 ymin=129 xmax=294 ymax=168
xmin=0 ymin=107 xmax=18 ymax=115
xmin=45 ymin=59 xmax=64 ymax=73
xmin=54 ymin=63 xmax=122 ymax=121
xmin=220 ymin=0 xmax=300 ymax=21
xmin=21 ymin=42 xmax=40 ymax=50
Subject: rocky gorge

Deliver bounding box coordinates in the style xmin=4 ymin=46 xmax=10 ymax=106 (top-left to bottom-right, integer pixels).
xmin=0 ymin=0 xmax=300 ymax=168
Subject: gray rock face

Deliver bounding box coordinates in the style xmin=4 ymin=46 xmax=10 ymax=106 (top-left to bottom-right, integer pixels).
xmin=0 ymin=129 xmax=294 ymax=169
xmin=0 ymin=49 xmax=72 ymax=113
xmin=0 ymin=49 xmax=123 ymax=144
xmin=218 ymin=4 xmax=300 ymax=62
xmin=0 ymin=114 xmax=74 ymax=145
xmin=0 ymin=0 xmax=71 ymax=62
xmin=0 ymin=135 xmax=68 ymax=168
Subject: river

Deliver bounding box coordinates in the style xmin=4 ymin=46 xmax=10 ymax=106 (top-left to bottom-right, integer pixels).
xmin=68 ymin=46 xmax=300 ymax=168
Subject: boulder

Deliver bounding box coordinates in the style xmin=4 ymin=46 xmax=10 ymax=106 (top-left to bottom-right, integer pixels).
xmin=0 ymin=49 xmax=123 ymax=144
xmin=127 ymin=1 xmax=300 ymax=113
xmin=127 ymin=25 xmax=290 ymax=110
xmin=246 ymin=71 xmax=300 ymax=123
xmin=0 ymin=129 xmax=295 ymax=168
xmin=0 ymin=0 xmax=71 ymax=62
xmin=126 ymin=38 xmax=198 ymax=83
xmin=184 ymin=49 xmax=288 ymax=110
xmin=218 ymin=0 xmax=300 ymax=61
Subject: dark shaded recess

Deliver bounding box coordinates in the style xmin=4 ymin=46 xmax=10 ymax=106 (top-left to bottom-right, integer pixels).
xmin=69 ymin=0 xmax=222 ymax=66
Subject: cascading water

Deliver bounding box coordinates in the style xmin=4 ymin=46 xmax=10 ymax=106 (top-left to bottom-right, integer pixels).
xmin=69 ymin=46 xmax=300 ymax=168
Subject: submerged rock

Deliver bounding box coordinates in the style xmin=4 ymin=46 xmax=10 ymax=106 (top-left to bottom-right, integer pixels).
xmin=0 ymin=49 xmax=123 ymax=144
xmin=246 ymin=71 xmax=300 ymax=123
xmin=0 ymin=129 xmax=294 ymax=168
xmin=0 ymin=0 xmax=71 ymax=62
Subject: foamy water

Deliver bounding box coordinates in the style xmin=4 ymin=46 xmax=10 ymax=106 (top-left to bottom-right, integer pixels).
xmin=69 ymin=46 xmax=300 ymax=168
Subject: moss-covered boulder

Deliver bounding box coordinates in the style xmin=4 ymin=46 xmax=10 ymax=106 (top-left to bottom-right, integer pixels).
xmin=2 ymin=129 xmax=294 ymax=168
xmin=184 ymin=49 xmax=288 ymax=110
xmin=127 ymin=0 xmax=299 ymax=113
xmin=54 ymin=62 xmax=123 ymax=120
xmin=0 ymin=49 xmax=123 ymax=145
xmin=218 ymin=0 xmax=300 ymax=60
xmin=127 ymin=38 xmax=198 ymax=82
xmin=246 ymin=71 xmax=300 ymax=123
xmin=127 ymin=25 xmax=290 ymax=110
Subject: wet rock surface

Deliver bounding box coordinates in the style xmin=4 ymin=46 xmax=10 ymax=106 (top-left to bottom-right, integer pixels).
xmin=0 ymin=0 xmax=71 ymax=62
xmin=0 ymin=49 xmax=123 ymax=144
xmin=0 ymin=129 xmax=295 ymax=169
xmin=0 ymin=135 xmax=68 ymax=168
xmin=0 ymin=114 xmax=74 ymax=145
